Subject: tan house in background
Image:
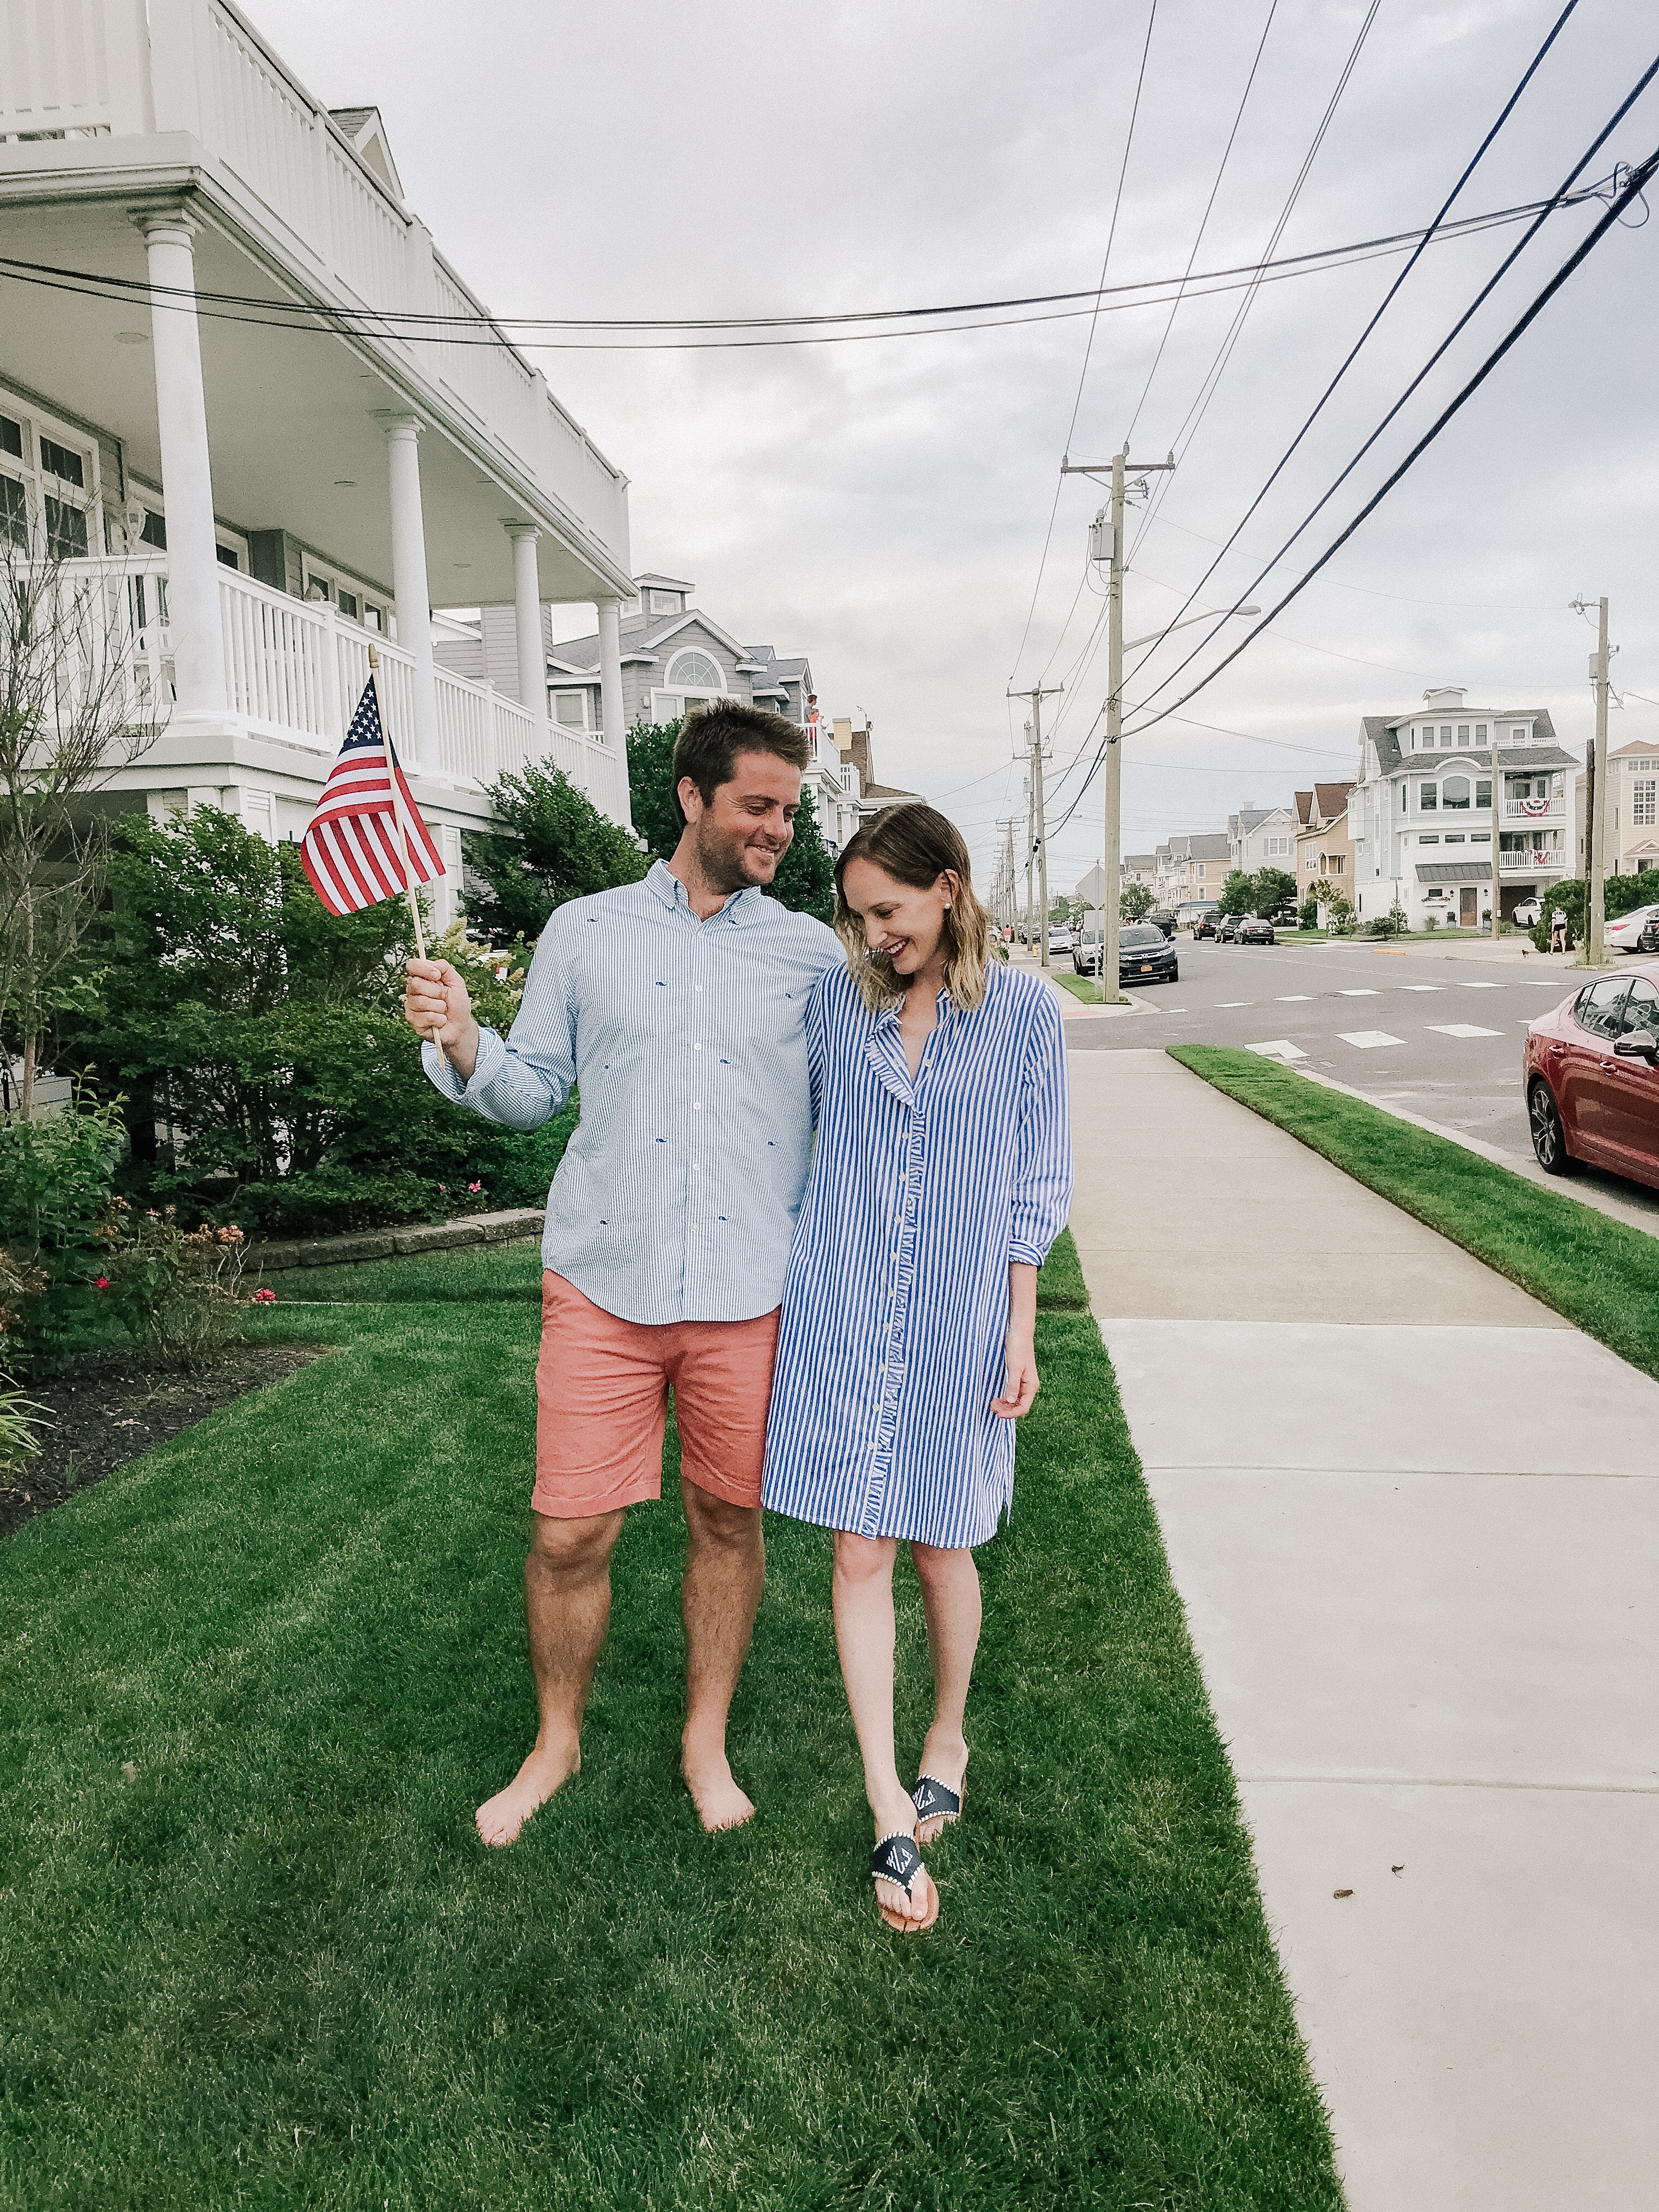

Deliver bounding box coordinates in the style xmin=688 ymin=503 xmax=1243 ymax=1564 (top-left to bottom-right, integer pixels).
xmin=1578 ymin=739 xmax=1659 ymax=879
xmin=1295 ymin=782 xmax=1356 ymax=907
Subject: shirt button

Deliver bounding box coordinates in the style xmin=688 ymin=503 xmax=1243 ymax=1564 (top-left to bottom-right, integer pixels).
xmin=693 ymin=1102 xmax=702 ymax=1110
xmin=696 ymin=985 xmax=703 ymax=992
xmin=692 ymin=1163 xmax=700 ymax=1172
xmin=693 ymin=1042 xmax=702 ymax=1051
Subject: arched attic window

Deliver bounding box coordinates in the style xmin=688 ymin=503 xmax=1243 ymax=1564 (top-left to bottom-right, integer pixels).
xmin=665 ymin=648 xmax=724 ymax=692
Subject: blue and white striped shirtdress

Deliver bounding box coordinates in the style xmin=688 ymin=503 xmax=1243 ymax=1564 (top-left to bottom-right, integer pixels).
xmin=761 ymin=958 xmax=1073 ymax=1548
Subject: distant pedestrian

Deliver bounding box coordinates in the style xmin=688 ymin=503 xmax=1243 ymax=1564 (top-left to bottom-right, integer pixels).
xmin=1550 ymin=906 xmax=1568 ymax=952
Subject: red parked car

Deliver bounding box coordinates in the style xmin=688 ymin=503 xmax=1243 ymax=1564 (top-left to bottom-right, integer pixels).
xmin=1523 ymin=963 xmax=1659 ymax=1190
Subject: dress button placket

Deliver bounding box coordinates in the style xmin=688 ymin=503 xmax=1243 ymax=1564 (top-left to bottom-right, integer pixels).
xmin=861 ymin=1094 xmax=927 ymax=1537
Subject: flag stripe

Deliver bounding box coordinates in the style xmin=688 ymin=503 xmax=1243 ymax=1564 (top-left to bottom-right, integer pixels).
xmin=298 ymin=675 xmax=450 ymax=917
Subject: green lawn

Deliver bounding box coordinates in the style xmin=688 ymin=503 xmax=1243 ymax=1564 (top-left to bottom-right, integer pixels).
xmin=1172 ymin=1045 xmax=1659 ymax=1384
xmin=1 ymin=1235 xmax=1340 ymax=2209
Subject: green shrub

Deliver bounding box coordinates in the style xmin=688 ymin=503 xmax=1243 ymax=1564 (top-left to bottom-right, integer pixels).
xmin=0 ymin=1086 xmax=125 ymax=1371
xmin=0 ymin=1377 xmax=44 ymax=1485
xmin=462 ymin=760 xmax=647 ymax=940
xmin=97 ymin=1203 xmax=250 ymax=1370
xmin=1423 ymin=912 xmax=1439 ymax=930
xmin=1297 ymin=894 xmax=1320 ymax=930
xmin=57 ymin=811 xmax=557 ymax=1239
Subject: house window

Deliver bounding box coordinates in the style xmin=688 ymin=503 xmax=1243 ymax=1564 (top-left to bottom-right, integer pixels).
xmin=552 ymin=692 xmax=587 ymax=729
xmin=1443 ymin=776 xmax=1471 ymax=810
xmin=1197 ymin=862 xmax=1205 ymax=877
xmin=1509 ymin=725 xmax=1527 ymax=741
xmin=1444 ymin=833 xmax=1465 ymax=845
xmin=1440 ymin=727 xmax=1453 ymax=747
xmin=648 ymin=589 xmax=681 ymax=616
xmin=1327 ymin=855 xmax=1344 ymax=876
xmin=1419 ymin=782 xmax=1438 ymax=810
xmin=1476 ymin=724 xmax=1488 ymax=740
xmin=1476 ymin=778 xmax=1492 ymax=808
xmin=337 ymin=588 xmax=358 ymax=618
xmin=0 ymin=391 xmax=98 ymax=559
xmin=139 ymin=508 xmax=166 ymax=550
xmin=1634 ymin=781 xmax=1657 ymax=828
xmin=215 ymin=543 xmax=239 ymax=571
xmin=1419 ymin=834 xmax=1440 ymax=845
xmin=1457 ymin=725 xmax=1469 ymax=741
xmin=1303 ymin=842 xmax=1317 ymax=866
xmin=665 ymin=648 xmax=724 ymax=692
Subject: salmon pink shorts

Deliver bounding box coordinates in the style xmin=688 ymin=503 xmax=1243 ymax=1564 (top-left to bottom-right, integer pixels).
xmin=533 ymin=1272 xmax=780 ymax=1520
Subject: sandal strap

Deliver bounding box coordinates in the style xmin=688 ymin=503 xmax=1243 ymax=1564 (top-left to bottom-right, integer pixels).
xmin=912 ymin=1775 xmax=962 ymax=1821
xmin=871 ymin=1832 xmax=923 ymax=1897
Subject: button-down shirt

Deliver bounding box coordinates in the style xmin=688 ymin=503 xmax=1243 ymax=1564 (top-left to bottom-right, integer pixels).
xmin=423 ymin=860 xmax=842 ymax=1323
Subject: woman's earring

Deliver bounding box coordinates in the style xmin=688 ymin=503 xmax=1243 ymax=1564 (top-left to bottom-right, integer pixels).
xmin=944 ymin=901 xmax=952 ymax=911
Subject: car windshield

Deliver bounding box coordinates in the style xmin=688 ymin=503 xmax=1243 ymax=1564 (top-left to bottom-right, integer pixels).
xmin=1121 ymin=927 xmax=1164 ymax=947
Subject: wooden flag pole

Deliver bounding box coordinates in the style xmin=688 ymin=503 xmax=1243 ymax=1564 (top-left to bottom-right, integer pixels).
xmin=369 ymin=645 xmax=448 ymax=1070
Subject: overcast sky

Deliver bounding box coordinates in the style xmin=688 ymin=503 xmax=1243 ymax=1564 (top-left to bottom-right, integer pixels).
xmin=256 ymin=0 xmax=1659 ymax=889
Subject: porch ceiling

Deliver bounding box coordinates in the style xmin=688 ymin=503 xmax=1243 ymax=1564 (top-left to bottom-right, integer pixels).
xmin=0 ymin=195 xmax=614 ymax=606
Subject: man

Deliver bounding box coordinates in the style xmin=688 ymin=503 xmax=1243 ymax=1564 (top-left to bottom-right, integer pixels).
xmin=403 ymin=703 xmax=839 ymax=1846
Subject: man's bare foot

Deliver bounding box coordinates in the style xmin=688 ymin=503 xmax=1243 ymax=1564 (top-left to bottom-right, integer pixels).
xmin=681 ymin=1736 xmax=755 ymax=1832
xmin=475 ymin=1736 xmax=580 ymax=1848
xmin=915 ymin=1725 xmax=968 ymax=1843
xmin=872 ymin=1781 xmax=936 ymax=1932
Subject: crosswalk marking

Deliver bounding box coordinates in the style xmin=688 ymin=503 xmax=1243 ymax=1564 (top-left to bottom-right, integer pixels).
xmin=1427 ymin=1023 xmax=1502 ymax=1040
xmin=1338 ymin=988 xmax=1380 ymax=996
xmin=1276 ymin=994 xmax=1312 ymax=1001
xmin=1338 ymin=1030 xmax=1403 ymax=1049
xmin=1249 ymin=1040 xmax=1307 ymax=1061
xmin=1400 ymin=984 xmax=1447 ymax=992
xmin=1457 ymin=980 xmax=1503 ymax=989
xmin=1218 ymin=1001 xmax=1253 ymax=1008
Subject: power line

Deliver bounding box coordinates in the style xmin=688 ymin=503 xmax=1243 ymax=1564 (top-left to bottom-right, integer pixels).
xmin=1007 ymin=0 xmax=1160 ymax=686
xmin=1122 ymin=0 xmax=1279 ymax=447
xmin=1041 ymin=141 xmax=1658 ymax=834
xmin=1121 ymin=46 xmax=1659 ymax=728
xmin=1120 ymin=0 xmax=1582 ymax=647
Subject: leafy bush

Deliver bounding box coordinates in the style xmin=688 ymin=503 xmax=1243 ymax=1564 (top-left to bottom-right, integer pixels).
xmin=462 ymin=761 xmax=647 ymax=940
xmin=96 ymin=1203 xmax=250 ymax=1370
xmin=626 ymin=716 xmax=837 ymax=922
xmin=1423 ymin=912 xmax=1440 ymax=930
xmin=0 ymin=1085 xmax=125 ymax=1370
xmin=1297 ymin=894 xmax=1320 ymax=930
xmin=0 ymin=1377 xmax=44 ymax=1487
xmin=59 ymin=810 xmax=565 ymax=1238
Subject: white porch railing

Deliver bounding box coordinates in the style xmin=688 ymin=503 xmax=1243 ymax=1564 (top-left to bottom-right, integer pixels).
xmin=1500 ymin=848 xmax=1564 ymax=873
xmin=43 ymin=558 xmax=624 ymax=814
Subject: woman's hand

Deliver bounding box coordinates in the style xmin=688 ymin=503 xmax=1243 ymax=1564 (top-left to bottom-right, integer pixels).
xmin=404 ymin=959 xmax=481 ymax=1080
xmin=991 ymin=1261 xmax=1040 ymax=1418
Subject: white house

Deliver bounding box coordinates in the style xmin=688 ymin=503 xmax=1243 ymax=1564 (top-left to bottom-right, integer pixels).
xmin=1227 ymin=804 xmax=1296 ymax=877
xmin=1350 ymin=688 xmax=1578 ymax=929
xmin=0 ymin=0 xmax=636 ymax=928
xmin=1578 ymin=738 xmax=1659 ymax=881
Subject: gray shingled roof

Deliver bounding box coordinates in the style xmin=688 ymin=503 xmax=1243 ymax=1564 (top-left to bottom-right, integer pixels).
xmin=1417 ymin=860 xmax=1493 ymax=883
xmin=1365 ymin=711 xmax=1572 ymax=775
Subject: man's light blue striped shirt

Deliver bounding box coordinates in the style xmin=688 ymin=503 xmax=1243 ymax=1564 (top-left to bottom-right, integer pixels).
xmin=422 ymin=860 xmax=842 ymax=1324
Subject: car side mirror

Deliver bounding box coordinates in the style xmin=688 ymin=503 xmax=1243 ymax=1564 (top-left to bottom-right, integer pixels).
xmin=1614 ymin=1030 xmax=1659 ymax=1064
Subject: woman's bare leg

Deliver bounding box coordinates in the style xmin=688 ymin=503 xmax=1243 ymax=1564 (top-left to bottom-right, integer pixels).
xmin=832 ymin=1530 xmax=936 ymax=1928
xmin=910 ymin=1541 xmax=981 ymax=1842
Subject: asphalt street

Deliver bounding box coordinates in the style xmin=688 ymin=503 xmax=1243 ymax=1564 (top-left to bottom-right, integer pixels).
xmin=1057 ymin=935 xmax=1659 ymax=1226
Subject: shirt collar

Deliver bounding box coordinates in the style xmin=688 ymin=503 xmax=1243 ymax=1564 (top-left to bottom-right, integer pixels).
xmin=646 ymin=857 xmax=762 ymax=926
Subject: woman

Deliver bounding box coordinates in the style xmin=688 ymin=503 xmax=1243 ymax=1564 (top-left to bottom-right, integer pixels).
xmin=762 ymin=805 xmax=1073 ymax=1934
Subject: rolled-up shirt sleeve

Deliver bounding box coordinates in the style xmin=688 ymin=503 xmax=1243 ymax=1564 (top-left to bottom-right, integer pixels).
xmin=420 ymin=928 xmax=575 ymax=1132
xmin=1008 ymin=986 xmax=1074 ymax=1266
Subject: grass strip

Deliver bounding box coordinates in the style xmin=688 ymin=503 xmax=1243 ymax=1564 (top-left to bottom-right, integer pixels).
xmin=1172 ymin=1043 xmax=1659 ymax=1383
xmin=1 ymin=1261 xmax=1339 ymax=2208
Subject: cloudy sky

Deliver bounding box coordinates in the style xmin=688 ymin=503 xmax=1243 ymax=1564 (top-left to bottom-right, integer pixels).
xmin=256 ymin=0 xmax=1659 ymax=889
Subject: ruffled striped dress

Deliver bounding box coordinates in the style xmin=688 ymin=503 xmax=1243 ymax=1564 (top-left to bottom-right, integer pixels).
xmin=762 ymin=959 xmax=1073 ymax=1548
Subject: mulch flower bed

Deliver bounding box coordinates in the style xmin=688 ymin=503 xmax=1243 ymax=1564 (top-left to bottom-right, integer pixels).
xmin=1 ymin=1344 xmax=326 ymax=1542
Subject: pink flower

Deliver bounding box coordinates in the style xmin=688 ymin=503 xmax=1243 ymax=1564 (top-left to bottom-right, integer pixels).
xmin=94 ymin=1276 xmax=110 ymax=1290
xmin=250 ymin=1288 xmax=276 ymax=1305
xmin=467 ymin=1181 xmax=482 ymax=1193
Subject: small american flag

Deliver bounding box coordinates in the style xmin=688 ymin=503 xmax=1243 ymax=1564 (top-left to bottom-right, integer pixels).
xmin=301 ymin=675 xmax=445 ymax=918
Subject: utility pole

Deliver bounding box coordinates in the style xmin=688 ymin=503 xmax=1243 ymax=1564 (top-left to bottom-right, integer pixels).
xmin=1586 ymin=595 xmax=1610 ymax=966
xmin=1023 ymin=769 xmax=1035 ymax=950
xmin=1009 ymin=686 xmax=1063 ymax=970
xmin=1063 ymin=447 xmax=1174 ymax=999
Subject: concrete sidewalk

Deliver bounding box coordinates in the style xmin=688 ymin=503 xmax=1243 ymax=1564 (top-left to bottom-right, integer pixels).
xmin=1071 ymin=1049 xmax=1658 ymax=2210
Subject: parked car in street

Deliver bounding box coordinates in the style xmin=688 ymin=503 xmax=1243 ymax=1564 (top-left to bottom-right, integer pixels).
xmin=1640 ymin=915 xmax=1659 ymax=954
xmin=1048 ymin=927 xmax=1074 ymax=955
xmin=1217 ymin=913 xmax=1246 ymax=943
xmin=1605 ymin=904 xmax=1659 ymax=955
xmin=1236 ymin=917 xmax=1276 ymax=945
xmin=1523 ymin=962 xmax=1659 ymax=1191
xmin=1191 ymin=913 xmax=1218 ymax=939
xmin=1073 ymin=922 xmax=1179 ymax=984
xmin=1147 ymin=909 xmax=1177 ymax=939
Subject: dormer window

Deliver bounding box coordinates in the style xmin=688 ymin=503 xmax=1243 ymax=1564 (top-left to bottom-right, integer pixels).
xmin=648 ymin=589 xmax=682 ymax=616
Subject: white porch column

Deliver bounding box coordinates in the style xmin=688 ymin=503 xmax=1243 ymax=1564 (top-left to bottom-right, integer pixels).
xmin=505 ymin=524 xmax=548 ymax=742
xmin=136 ymin=208 xmax=227 ymax=714
xmin=596 ymin=595 xmax=633 ymax=828
xmin=379 ymin=413 xmax=439 ymax=769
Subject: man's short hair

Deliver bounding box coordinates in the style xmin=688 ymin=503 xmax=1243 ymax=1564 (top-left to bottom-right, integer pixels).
xmin=673 ymin=701 xmax=812 ymax=823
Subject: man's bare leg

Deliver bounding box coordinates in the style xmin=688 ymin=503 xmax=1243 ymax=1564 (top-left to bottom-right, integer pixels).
xmin=680 ymin=1483 xmax=765 ymax=1831
xmin=476 ymin=1506 xmax=624 ymax=1848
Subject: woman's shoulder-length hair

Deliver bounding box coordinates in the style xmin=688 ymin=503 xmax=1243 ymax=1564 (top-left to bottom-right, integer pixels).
xmin=832 ymin=803 xmax=996 ymax=1014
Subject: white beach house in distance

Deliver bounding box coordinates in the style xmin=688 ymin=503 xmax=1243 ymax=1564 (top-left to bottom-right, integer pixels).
xmin=0 ymin=0 xmax=636 ymax=928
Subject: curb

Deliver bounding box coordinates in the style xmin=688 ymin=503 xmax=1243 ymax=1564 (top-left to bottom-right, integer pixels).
xmin=249 ymin=1206 xmax=544 ymax=1275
